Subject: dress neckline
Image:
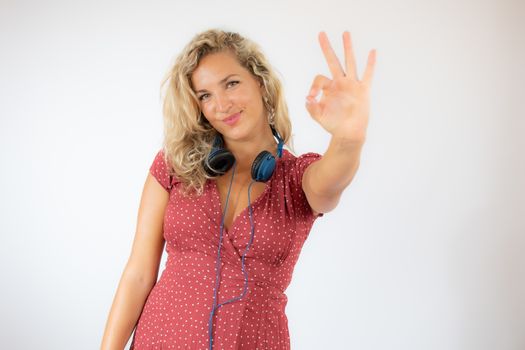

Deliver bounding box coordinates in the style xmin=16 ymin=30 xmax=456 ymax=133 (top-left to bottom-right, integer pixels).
xmin=212 ymin=179 xmax=270 ymax=233
xmin=210 ymin=150 xmax=288 ymax=233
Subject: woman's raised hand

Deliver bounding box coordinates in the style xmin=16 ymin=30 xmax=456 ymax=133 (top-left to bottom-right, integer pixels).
xmin=305 ymin=31 xmax=376 ymax=144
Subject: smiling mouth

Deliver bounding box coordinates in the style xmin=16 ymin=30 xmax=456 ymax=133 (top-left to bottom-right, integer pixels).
xmin=224 ymin=112 xmax=241 ymax=122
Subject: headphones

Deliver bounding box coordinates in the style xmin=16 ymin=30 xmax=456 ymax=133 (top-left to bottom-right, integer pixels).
xmin=203 ymin=126 xmax=284 ymax=181
xmin=206 ymin=126 xmax=284 ymax=349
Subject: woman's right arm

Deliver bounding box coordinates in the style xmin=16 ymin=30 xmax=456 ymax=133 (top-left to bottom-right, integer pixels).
xmin=100 ymin=172 xmax=170 ymax=350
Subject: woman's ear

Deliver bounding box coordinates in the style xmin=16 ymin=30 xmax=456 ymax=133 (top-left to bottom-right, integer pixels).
xmin=259 ymin=82 xmax=266 ymax=97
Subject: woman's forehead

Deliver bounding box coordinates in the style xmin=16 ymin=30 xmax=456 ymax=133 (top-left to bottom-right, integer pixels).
xmin=191 ymin=52 xmax=249 ymax=90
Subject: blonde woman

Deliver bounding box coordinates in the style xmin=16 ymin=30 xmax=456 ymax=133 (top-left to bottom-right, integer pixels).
xmin=101 ymin=28 xmax=376 ymax=350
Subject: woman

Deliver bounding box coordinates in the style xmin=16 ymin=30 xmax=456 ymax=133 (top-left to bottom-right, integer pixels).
xmin=101 ymin=28 xmax=376 ymax=350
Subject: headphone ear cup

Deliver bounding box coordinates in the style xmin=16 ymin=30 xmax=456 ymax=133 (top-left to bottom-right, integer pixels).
xmin=251 ymin=151 xmax=276 ymax=182
xmin=204 ymin=134 xmax=235 ymax=176
xmin=205 ymin=148 xmax=235 ymax=176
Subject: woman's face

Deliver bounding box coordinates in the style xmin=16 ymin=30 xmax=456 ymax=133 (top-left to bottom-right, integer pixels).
xmin=191 ymin=50 xmax=267 ymax=142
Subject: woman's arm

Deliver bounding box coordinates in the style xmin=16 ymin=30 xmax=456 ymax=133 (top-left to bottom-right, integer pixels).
xmin=100 ymin=173 xmax=169 ymax=350
xmin=302 ymin=136 xmax=364 ymax=215
xmin=99 ymin=269 xmax=157 ymax=349
xmin=302 ymin=31 xmax=375 ymax=215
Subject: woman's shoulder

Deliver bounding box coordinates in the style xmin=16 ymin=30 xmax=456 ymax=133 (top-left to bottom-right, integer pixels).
xmin=149 ymin=148 xmax=180 ymax=192
xmin=281 ymin=149 xmax=323 ymax=167
xmin=279 ymin=149 xmax=323 ymax=184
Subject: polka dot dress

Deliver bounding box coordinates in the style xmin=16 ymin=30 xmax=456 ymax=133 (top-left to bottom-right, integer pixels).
xmin=130 ymin=148 xmax=324 ymax=349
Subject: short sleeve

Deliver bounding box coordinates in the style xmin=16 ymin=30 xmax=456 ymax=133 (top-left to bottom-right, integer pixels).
xmin=149 ymin=149 xmax=175 ymax=192
xmin=292 ymin=152 xmax=324 ymax=219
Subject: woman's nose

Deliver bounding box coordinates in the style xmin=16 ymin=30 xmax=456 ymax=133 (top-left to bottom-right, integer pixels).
xmin=215 ymin=91 xmax=232 ymax=112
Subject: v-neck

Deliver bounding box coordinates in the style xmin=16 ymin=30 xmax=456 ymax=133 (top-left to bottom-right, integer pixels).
xmin=210 ymin=149 xmax=288 ymax=233
xmin=212 ymin=176 xmax=272 ymax=234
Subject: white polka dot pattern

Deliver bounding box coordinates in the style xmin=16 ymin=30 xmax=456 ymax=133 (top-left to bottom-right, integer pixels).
xmin=130 ymin=148 xmax=324 ymax=349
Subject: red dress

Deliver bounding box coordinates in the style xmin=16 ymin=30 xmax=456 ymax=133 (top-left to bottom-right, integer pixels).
xmin=130 ymin=148 xmax=324 ymax=349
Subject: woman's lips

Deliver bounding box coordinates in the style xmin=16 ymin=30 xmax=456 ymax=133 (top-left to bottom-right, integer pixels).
xmin=224 ymin=112 xmax=241 ymax=125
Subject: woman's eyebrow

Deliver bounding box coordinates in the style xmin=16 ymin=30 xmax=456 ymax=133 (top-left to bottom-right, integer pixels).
xmin=196 ymin=74 xmax=240 ymax=94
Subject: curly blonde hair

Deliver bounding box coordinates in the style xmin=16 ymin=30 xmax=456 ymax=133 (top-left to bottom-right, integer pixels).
xmin=158 ymin=28 xmax=296 ymax=197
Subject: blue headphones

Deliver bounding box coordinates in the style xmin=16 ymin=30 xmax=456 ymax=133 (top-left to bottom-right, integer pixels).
xmin=203 ymin=126 xmax=284 ymax=181
xmin=206 ymin=126 xmax=284 ymax=349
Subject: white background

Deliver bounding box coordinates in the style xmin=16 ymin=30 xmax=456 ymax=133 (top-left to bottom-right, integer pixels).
xmin=1 ymin=0 xmax=524 ymax=349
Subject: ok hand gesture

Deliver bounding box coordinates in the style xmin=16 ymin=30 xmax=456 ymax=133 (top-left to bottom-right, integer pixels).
xmin=305 ymin=31 xmax=376 ymax=144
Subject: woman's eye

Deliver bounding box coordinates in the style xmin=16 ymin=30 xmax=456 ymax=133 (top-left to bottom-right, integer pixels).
xmin=199 ymin=81 xmax=238 ymax=101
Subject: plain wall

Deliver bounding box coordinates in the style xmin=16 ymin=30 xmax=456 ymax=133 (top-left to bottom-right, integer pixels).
xmin=0 ymin=0 xmax=523 ymax=349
